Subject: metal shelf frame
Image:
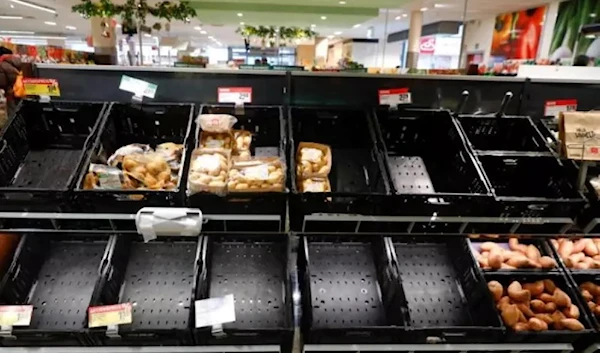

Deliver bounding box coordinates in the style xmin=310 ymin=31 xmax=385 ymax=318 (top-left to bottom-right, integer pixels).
xmin=301 ymin=213 xmax=574 ymax=234
xmin=0 ymin=212 xmax=284 ymax=233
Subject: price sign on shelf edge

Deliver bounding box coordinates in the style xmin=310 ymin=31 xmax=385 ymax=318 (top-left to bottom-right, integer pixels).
xmin=379 ymin=88 xmax=412 ymax=106
xmin=0 ymin=305 xmax=33 ymax=326
xmin=22 ymin=78 xmax=60 ymax=97
xmin=88 ymin=303 xmax=133 ymax=328
xmin=119 ymin=75 xmax=158 ymax=99
xmin=195 ymin=294 xmax=236 ymax=328
xmin=545 ymin=99 xmax=577 ymax=118
xmin=218 ymin=87 xmax=252 ymax=104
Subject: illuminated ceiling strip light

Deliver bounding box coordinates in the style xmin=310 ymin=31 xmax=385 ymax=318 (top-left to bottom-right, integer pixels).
xmin=10 ymin=0 xmax=56 ymax=14
xmin=0 ymin=15 xmax=24 ymax=19
xmin=8 ymin=35 xmax=67 ymax=40
xmin=0 ymin=30 xmax=35 ymax=34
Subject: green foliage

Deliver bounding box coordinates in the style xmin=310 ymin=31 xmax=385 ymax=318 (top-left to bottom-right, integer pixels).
xmin=236 ymin=25 xmax=317 ymax=42
xmin=72 ymin=0 xmax=196 ymax=32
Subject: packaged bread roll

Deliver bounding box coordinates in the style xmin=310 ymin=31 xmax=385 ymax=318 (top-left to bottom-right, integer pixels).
xmin=227 ymin=157 xmax=285 ymax=192
xmin=197 ymin=114 xmax=237 ymax=133
xmin=297 ymin=142 xmax=332 ymax=179
xmin=300 ymin=178 xmax=331 ymax=193
xmin=233 ymin=129 xmax=252 ymax=160
xmin=188 ymin=149 xmax=230 ymax=194
xmin=199 ymin=131 xmax=234 ymax=151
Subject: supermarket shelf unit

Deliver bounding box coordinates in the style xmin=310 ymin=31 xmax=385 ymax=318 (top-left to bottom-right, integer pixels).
xmin=4 ymin=66 xmax=600 ymax=352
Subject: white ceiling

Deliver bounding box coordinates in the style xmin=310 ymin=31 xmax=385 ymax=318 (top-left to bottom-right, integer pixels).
xmin=0 ymin=0 xmax=556 ymax=47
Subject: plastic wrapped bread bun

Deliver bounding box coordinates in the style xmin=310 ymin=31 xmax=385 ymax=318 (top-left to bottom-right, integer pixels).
xmin=199 ymin=131 xmax=234 ymax=150
xmin=227 ymin=157 xmax=285 ymax=192
xmin=297 ymin=142 xmax=332 ymax=179
xmin=188 ymin=149 xmax=230 ymax=194
xmin=197 ymin=114 xmax=238 ymax=133
xmin=300 ymin=178 xmax=331 ymax=193
xmin=233 ymin=130 xmax=252 ymax=160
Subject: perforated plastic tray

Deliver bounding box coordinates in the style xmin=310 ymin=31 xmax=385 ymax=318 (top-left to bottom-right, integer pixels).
xmin=0 ymin=235 xmax=110 ymax=346
xmin=301 ymin=235 xmax=406 ymax=343
xmin=389 ymin=237 xmax=502 ymax=343
xmin=196 ymin=234 xmax=292 ymax=345
xmin=387 ymin=156 xmax=435 ymax=193
xmin=91 ymin=237 xmax=200 ymax=346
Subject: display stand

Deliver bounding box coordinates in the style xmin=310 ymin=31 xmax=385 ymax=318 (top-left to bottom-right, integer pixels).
xmin=3 ymin=65 xmax=600 ymax=352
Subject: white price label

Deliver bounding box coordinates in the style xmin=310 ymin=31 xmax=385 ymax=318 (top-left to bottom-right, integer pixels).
xmin=88 ymin=303 xmax=133 ymax=328
xmin=119 ymin=75 xmax=158 ymax=99
xmin=379 ymin=88 xmax=412 ymax=105
xmin=195 ymin=294 xmax=236 ymax=328
xmin=218 ymin=87 xmax=252 ymax=104
xmin=0 ymin=305 xmax=33 ymax=326
xmin=544 ymin=99 xmax=577 ymax=117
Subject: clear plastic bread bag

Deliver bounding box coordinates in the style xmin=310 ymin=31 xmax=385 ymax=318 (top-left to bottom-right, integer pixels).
xmin=300 ymin=177 xmax=331 ymax=193
xmin=199 ymin=131 xmax=235 ymax=151
xmin=187 ymin=148 xmax=230 ymax=195
xmin=121 ymin=152 xmax=176 ymax=190
xmin=197 ymin=114 xmax=238 ymax=133
xmin=296 ymin=142 xmax=332 ymax=179
xmin=232 ymin=129 xmax=252 ymax=160
xmin=228 ymin=157 xmax=285 ymax=193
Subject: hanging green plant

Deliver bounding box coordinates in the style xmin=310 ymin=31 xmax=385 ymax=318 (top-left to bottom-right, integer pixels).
xmin=236 ymin=25 xmax=317 ymax=45
xmin=72 ymin=0 xmax=196 ymax=32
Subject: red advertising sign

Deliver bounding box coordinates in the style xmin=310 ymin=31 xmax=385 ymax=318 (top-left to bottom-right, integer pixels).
xmin=419 ymin=37 xmax=436 ymax=54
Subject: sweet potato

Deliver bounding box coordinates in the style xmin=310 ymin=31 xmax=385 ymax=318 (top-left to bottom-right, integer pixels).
xmin=501 ymin=304 xmax=521 ymax=327
xmin=526 ymin=245 xmax=541 ymax=261
xmin=585 ymin=241 xmax=599 ymax=256
xmin=508 ymin=281 xmax=531 ymax=302
xmin=517 ymin=303 xmax=535 ymax=318
xmin=497 ymin=296 xmax=511 ymax=311
xmin=573 ymin=239 xmax=590 ymax=253
xmin=534 ymin=313 xmax=554 ymax=325
xmin=543 ymin=279 xmax=557 ymax=294
xmin=528 ymin=317 xmax=548 ymax=331
xmin=538 ymin=293 xmax=554 ymax=303
xmin=553 ymin=289 xmax=572 ymax=308
xmin=513 ymin=322 xmax=530 ymax=331
xmin=530 ymin=299 xmax=545 ymax=312
xmin=539 ymin=256 xmax=557 ymax=269
xmin=488 ymin=252 xmax=503 ymax=270
xmin=523 ymin=281 xmax=544 ymax=296
xmin=560 ymin=318 xmax=584 ymax=331
xmin=488 ymin=281 xmax=503 ymax=302
xmin=563 ymin=304 xmax=580 ymax=319
xmin=552 ymin=311 xmax=566 ymax=329
xmin=480 ymin=242 xmax=499 ymax=252
xmin=581 ymin=289 xmax=593 ymax=301
xmin=544 ymin=302 xmax=557 ymax=313
xmin=559 ymin=240 xmax=574 ymax=259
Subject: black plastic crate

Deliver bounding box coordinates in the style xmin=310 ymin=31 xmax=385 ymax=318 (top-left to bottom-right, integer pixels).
xmin=0 ymin=100 xmax=106 ymax=212
xmin=455 ymin=115 xmax=552 ymax=154
xmin=0 ymin=233 xmax=111 ymax=346
xmin=566 ymin=273 xmax=600 ymax=330
xmin=300 ymin=234 xmax=408 ymax=343
xmin=187 ymin=105 xmax=287 ymax=220
xmin=467 ymin=237 xmax=561 ymax=273
xmin=372 ymin=108 xmax=492 ymax=217
xmin=75 ymin=102 xmax=194 ymax=213
xmin=389 ymin=236 xmax=503 ymax=343
xmin=90 ymin=235 xmax=201 ymax=345
xmin=482 ymin=272 xmax=595 ymax=343
xmin=196 ymin=233 xmax=292 ymax=345
xmin=289 ymin=107 xmax=390 ymax=231
xmin=476 ymin=154 xmax=586 ymax=218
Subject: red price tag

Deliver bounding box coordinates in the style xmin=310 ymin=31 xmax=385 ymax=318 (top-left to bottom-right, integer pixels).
xmin=379 ymin=88 xmax=412 ymax=106
xmin=544 ymin=99 xmax=577 ymax=117
xmin=218 ymin=87 xmax=252 ymax=104
xmin=88 ymin=303 xmax=132 ymax=328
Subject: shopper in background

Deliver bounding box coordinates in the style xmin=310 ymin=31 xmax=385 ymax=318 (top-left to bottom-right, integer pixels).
xmin=573 ymin=54 xmax=591 ymax=66
xmin=0 ymin=46 xmax=22 ymax=106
